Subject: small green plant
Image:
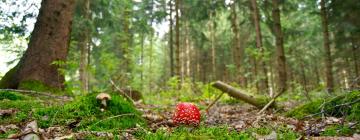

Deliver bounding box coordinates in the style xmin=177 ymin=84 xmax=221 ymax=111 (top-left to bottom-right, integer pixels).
xmin=0 ymin=90 xmax=29 ymax=100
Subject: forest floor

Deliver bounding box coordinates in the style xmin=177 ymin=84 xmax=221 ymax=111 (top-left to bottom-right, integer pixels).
xmin=1 ymin=90 xmax=360 ymax=139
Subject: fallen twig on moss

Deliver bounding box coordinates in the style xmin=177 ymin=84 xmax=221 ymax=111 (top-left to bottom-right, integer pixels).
xmin=88 ymin=113 xmax=136 ymax=129
xmin=109 ymin=79 xmax=135 ymax=104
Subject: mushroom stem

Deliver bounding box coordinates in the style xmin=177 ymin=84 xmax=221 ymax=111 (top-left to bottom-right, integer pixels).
xmin=101 ymin=100 xmax=107 ymax=108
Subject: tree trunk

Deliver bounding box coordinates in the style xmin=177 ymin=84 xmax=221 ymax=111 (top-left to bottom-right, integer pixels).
xmin=0 ymin=0 xmax=76 ymax=90
xmin=230 ymin=1 xmax=245 ymax=86
xmin=351 ymin=39 xmax=359 ymax=88
xmin=272 ymin=0 xmax=287 ymax=94
xmin=320 ymin=0 xmax=334 ymax=93
xmin=169 ymin=0 xmax=174 ymax=77
xmin=175 ymin=0 xmax=181 ymax=81
xmin=79 ymin=0 xmax=90 ymax=94
xmin=210 ymin=13 xmax=216 ymax=81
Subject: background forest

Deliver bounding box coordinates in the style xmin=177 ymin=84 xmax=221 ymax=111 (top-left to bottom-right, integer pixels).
xmin=0 ymin=0 xmax=360 ymax=139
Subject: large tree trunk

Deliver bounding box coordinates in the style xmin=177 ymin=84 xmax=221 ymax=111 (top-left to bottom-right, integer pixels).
xmin=169 ymin=0 xmax=174 ymax=77
xmin=0 ymin=0 xmax=76 ymax=90
xmin=320 ymin=0 xmax=334 ymax=93
xmin=272 ymin=0 xmax=287 ymax=94
xmin=79 ymin=0 xmax=90 ymax=93
xmin=250 ymin=0 xmax=270 ymax=95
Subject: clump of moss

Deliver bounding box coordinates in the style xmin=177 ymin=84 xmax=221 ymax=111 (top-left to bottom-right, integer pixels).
xmin=33 ymin=93 xmax=145 ymax=132
xmin=287 ymin=90 xmax=360 ymax=120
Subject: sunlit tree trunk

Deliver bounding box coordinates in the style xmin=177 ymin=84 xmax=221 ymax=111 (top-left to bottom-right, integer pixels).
xmin=0 ymin=0 xmax=76 ymax=90
xmin=79 ymin=0 xmax=90 ymax=94
xmin=272 ymin=0 xmax=287 ymax=94
xmin=209 ymin=12 xmax=216 ymax=81
xmin=320 ymin=0 xmax=334 ymax=93
xmin=250 ymin=0 xmax=269 ymax=94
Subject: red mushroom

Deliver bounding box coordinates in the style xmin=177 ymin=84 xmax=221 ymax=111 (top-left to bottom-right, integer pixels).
xmin=172 ymin=102 xmax=201 ymax=126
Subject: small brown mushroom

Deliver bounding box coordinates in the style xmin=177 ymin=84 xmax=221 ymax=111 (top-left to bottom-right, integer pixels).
xmin=96 ymin=93 xmax=111 ymax=112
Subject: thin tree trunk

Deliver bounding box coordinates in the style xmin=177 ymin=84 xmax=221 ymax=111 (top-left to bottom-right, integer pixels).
xmin=79 ymin=0 xmax=90 ymax=94
xmin=230 ymin=1 xmax=245 ymax=86
xmin=175 ymin=0 xmax=180 ymax=81
xmin=250 ymin=0 xmax=270 ymax=95
xmin=140 ymin=34 xmax=145 ymax=89
xmin=209 ymin=12 xmax=216 ymax=81
xmin=351 ymin=39 xmax=359 ymax=87
xmin=320 ymin=0 xmax=334 ymax=93
xmin=169 ymin=0 xmax=174 ymax=77
xmin=272 ymin=0 xmax=287 ymax=94
xmin=0 ymin=0 xmax=76 ymax=90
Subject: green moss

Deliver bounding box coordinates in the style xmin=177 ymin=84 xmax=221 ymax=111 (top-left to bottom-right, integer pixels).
xmin=0 ymin=65 xmax=18 ymax=89
xmin=286 ymin=100 xmax=323 ymax=119
xmin=33 ymin=93 xmax=145 ymax=132
xmin=18 ymin=80 xmax=69 ymax=95
xmin=321 ymin=124 xmax=353 ymax=136
xmin=0 ymin=129 xmax=19 ymax=138
xmin=0 ymin=99 xmax=44 ymax=124
xmin=0 ymin=91 xmax=30 ymax=100
xmin=136 ymin=126 xmax=253 ymax=140
xmin=245 ymin=126 xmax=300 ymax=140
xmin=287 ymin=91 xmax=360 ymax=120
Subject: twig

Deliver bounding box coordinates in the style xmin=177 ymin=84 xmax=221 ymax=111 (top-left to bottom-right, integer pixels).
xmin=0 ymin=89 xmax=72 ymax=100
xmin=205 ymin=92 xmax=224 ymax=113
xmin=88 ymin=113 xmax=135 ymax=129
xmin=109 ymin=79 xmax=135 ymax=104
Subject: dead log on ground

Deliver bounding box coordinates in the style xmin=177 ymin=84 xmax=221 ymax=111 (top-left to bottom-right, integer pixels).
xmin=212 ymin=81 xmax=264 ymax=109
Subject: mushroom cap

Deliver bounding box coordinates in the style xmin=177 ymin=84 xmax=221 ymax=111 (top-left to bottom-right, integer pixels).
xmin=172 ymin=102 xmax=201 ymax=125
xmin=96 ymin=93 xmax=111 ymax=100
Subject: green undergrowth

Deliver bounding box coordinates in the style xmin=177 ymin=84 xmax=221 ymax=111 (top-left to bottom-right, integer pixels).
xmin=287 ymin=90 xmax=360 ymax=120
xmin=321 ymin=124 xmax=354 ymax=136
xmin=135 ymin=126 xmax=253 ymax=140
xmin=33 ymin=92 xmax=145 ymax=132
xmin=135 ymin=125 xmax=300 ymax=140
xmin=0 ymin=91 xmax=44 ymax=124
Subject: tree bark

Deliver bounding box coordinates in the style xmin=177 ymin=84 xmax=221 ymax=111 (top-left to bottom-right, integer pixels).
xmin=169 ymin=0 xmax=174 ymax=77
xmin=272 ymin=0 xmax=287 ymax=94
xmin=320 ymin=0 xmax=334 ymax=93
xmin=230 ymin=1 xmax=245 ymax=86
xmin=212 ymin=81 xmax=264 ymax=109
xmin=0 ymin=0 xmax=76 ymax=90
xmin=250 ymin=0 xmax=270 ymax=95
xmin=175 ymin=0 xmax=181 ymax=81
xmin=79 ymin=0 xmax=90 ymax=94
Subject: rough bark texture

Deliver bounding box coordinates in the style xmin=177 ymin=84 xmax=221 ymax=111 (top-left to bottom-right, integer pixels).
xmin=250 ymin=0 xmax=270 ymax=95
xmin=272 ymin=0 xmax=287 ymax=94
xmin=0 ymin=0 xmax=76 ymax=90
xmin=79 ymin=0 xmax=90 ymax=93
xmin=320 ymin=0 xmax=334 ymax=93
xmin=212 ymin=81 xmax=264 ymax=109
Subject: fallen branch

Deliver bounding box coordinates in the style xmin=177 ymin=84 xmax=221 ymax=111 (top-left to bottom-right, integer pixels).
xmin=205 ymin=92 xmax=225 ymax=113
xmin=109 ymin=79 xmax=135 ymax=104
xmin=212 ymin=81 xmax=263 ymax=109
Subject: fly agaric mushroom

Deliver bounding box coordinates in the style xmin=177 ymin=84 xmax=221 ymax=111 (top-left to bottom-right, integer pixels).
xmin=172 ymin=102 xmax=201 ymax=126
xmin=96 ymin=93 xmax=111 ymax=112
